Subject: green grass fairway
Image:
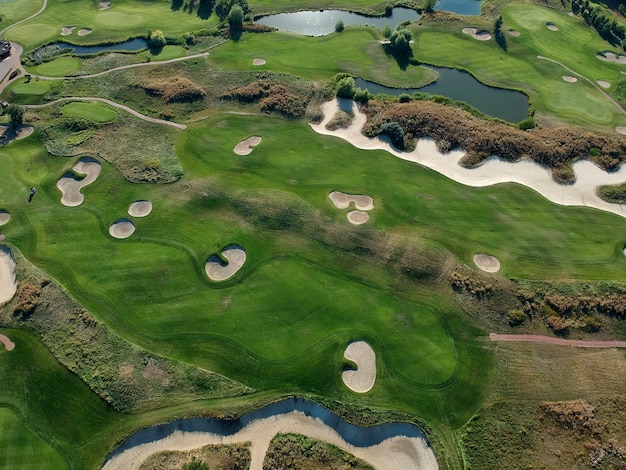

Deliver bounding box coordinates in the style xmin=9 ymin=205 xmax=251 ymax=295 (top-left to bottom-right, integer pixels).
xmin=412 ymin=3 xmax=626 ymax=130
xmin=4 ymin=0 xmax=219 ymax=50
xmin=149 ymin=45 xmax=186 ymax=61
xmin=34 ymin=57 xmax=82 ymax=77
xmin=2 ymin=79 xmax=51 ymax=104
xmin=61 ymin=102 xmax=118 ymax=123
xmin=210 ymin=28 xmax=437 ymax=87
xmin=0 ymin=407 xmax=68 ymax=470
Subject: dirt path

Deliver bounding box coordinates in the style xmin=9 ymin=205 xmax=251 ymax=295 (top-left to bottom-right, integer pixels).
xmin=489 ymin=333 xmax=626 ymax=348
xmin=26 ymin=97 xmax=187 ymax=129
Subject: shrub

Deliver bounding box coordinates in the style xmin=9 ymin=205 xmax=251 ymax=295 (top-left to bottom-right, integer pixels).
xmin=143 ymin=76 xmax=206 ymax=103
xmin=335 ymin=76 xmax=355 ymax=99
xmin=335 ymin=20 xmax=344 ymax=33
xmin=398 ymin=93 xmax=411 ymax=103
xmin=13 ymin=282 xmax=43 ymax=318
xmin=353 ymin=87 xmax=372 ymax=104
xmin=148 ymin=30 xmax=166 ymax=49
xmin=378 ymin=121 xmax=405 ymax=149
xmin=507 ymin=309 xmax=526 ymax=326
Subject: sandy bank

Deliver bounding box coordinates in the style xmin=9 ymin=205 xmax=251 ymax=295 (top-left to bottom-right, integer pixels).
xmin=102 ymin=410 xmax=438 ymax=470
xmin=508 ymin=29 xmax=520 ymax=37
xmin=546 ymin=22 xmax=559 ymax=31
xmin=252 ymin=58 xmax=266 ymax=66
xmin=128 ymin=200 xmax=152 ymax=218
xmin=328 ymin=191 xmax=374 ymax=211
xmin=562 ymin=75 xmax=577 ymax=83
xmin=342 ymin=341 xmax=376 ymax=393
xmin=347 ymin=210 xmax=369 ymax=225
xmin=61 ymin=25 xmax=75 ymax=36
xmin=56 ymin=158 xmax=101 ymax=207
xmin=462 ymin=27 xmax=491 ymax=41
xmin=0 ymin=334 xmax=15 ymax=351
xmin=309 ymin=99 xmax=626 ymax=220
xmin=109 ymin=219 xmax=135 ymax=239
xmin=205 ymin=245 xmax=246 ymax=281
xmin=78 ymin=28 xmax=92 ymax=36
xmin=473 ymin=254 xmax=501 ymax=273
xmin=597 ymin=51 xmax=626 ymax=64
xmin=597 ymin=80 xmax=610 ymax=89
xmin=0 ymin=247 xmax=17 ymax=305
xmin=234 ymin=136 xmax=262 ymax=155
xmin=0 ymin=212 xmax=10 ymax=226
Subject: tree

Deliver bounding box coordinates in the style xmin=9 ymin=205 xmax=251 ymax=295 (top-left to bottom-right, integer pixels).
xmin=494 ymin=15 xmax=507 ymax=51
xmin=423 ymin=0 xmax=437 ymax=14
xmin=148 ymin=30 xmax=166 ymax=49
xmin=7 ymin=104 xmax=24 ymax=127
xmin=335 ymin=76 xmax=355 ymax=98
xmin=228 ymin=4 xmax=244 ymax=31
xmin=382 ymin=24 xmax=392 ymax=39
xmin=379 ymin=121 xmax=405 ymax=149
xmin=390 ymin=28 xmax=412 ymax=55
xmin=335 ymin=20 xmax=344 ymax=33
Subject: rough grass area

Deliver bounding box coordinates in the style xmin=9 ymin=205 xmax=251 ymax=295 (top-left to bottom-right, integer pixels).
xmin=35 ymin=105 xmax=182 ymax=183
xmin=263 ymin=433 xmax=374 ymax=469
xmin=362 ymin=100 xmax=626 ymax=183
xmin=597 ymin=181 xmax=626 ymax=204
xmin=0 ymin=252 xmax=253 ymax=413
xmin=139 ymin=443 xmax=251 ymax=470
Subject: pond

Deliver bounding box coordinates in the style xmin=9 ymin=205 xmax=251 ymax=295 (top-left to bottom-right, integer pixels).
xmin=437 ymin=0 xmax=483 ymax=16
xmin=256 ymin=8 xmax=420 ymax=36
xmin=354 ymin=67 xmax=529 ymax=123
xmin=33 ymin=38 xmax=147 ymax=60
xmin=104 ymin=398 xmax=433 ymax=465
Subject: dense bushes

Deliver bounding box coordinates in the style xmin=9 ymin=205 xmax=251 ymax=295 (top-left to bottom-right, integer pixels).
xmin=221 ymin=80 xmax=311 ymax=119
xmin=362 ymin=100 xmax=626 ymax=183
xmin=143 ymin=76 xmax=206 ymax=103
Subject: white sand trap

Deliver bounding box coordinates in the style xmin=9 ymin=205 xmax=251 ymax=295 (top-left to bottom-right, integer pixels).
xmin=252 ymin=58 xmax=266 ymax=66
xmin=0 ymin=247 xmax=17 ymax=305
xmin=310 ymin=98 xmax=626 ymax=221
xmin=597 ymin=80 xmax=610 ymax=89
xmin=77 ymin=28 xmax=92 ymax=36
xmin=347 ymin=210 xmax=369 ymax=225
xmin=328 ymin=191 xmax=374 ymax=211
xmin=546 ymin=22 xmax=559 ymax=31
xmin=61 ymin=26 xmax=75 ymax=36
xmin=109 ymin=219 xmax=135 ymax=239
xmin=205 ymin=245 xmax=246 ymax=281
xmin=342 ymin=341 xmax=376 ymax=393
xmin=473 ymin=253 xmax=501 ymax=273
xmin=102 ymin=410 xmax=438 ymax=470
xmin=234 ymin=136 xmax=262 ymax=155
xmin=0 ymin=334 xmax=15 ymax=351
xmin=507 ymin=29 xmax=520 ymax=37
xmin=56 ymin=158 xmax=101 ymax=207
xmin=562 ymin=75 xmax=577 ymax=83
xmin=0 ymin=212 xmax=10 ymax=226
xmin=99 ymin=0 xmax=110 ymax=9
xmin=128 ymin=200 xmax=152 ymax=218
xmin=462 ymin=27 xmax=491 ymax=41
xmin=0 ymin=125 xmax=33 ymax=141
xmin=597 ymin=51 xmax=626 ymax=64
xmin=616 ymin=127 xmax=626 ymax=135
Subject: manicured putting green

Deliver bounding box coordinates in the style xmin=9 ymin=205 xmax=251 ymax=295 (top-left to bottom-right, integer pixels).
xmin=11 ymin=81 xmax=50 ymax=96
xmin=61 ymin=102 xmax=118 ymax=123
xmin=0 ymin=407 xmax=68 ymax=470
xmin=35 ymin=57 xmax=82 ymax=77
xmin=96 ymin=11 xmax=143 ymax=28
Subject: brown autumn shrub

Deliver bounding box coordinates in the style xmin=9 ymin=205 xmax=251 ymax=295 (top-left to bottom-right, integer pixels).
xmin=540 ymin=400 xmax=604 ymax=435
xmin=13 ymin=282 xmax=42 ymax=318
xmin=143 ymin=76 xmax=206 ymax=103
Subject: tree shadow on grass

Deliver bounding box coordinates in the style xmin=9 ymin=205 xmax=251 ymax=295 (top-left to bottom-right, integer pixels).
xmin=382 ymin=43 xmax=412 ymax=71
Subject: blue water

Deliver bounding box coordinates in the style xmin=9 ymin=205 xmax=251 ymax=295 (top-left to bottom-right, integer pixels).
xmin=354 ymin=67 xmax=528 ymax=123
xmin=104 ymin=398 xmax=431 ymax=463
xmin=33 ymin=38 xmax=147 ymax=59
xmin=437 ymin=0 xmax=483 ymax=16
xmin=257 ymin=8 xmax=420 ymax=36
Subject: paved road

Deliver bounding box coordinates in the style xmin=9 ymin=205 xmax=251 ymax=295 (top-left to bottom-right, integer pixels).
xmin=0 ymin=42 xmax=25 ymax=91
xmin=489 ymin=332 xmax=626 ymax=348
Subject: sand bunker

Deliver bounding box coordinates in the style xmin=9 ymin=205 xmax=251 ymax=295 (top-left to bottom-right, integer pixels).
xmin=205 ymin=245 xmax=246 ymax=281
xmin=234 ymin=136 xmax=262 ymax=155
xmin=102 ymin=410 xmax=438 ymax=470
xmin=56 ymin=158 xmax=102 ymax=207
xmin=252 ymin=58 xmax=266 ymax=66
xmin=99 ymin=0 xmax=110 ymax=9
xmin=462 ymin=27 xmax=491 ymax=41
xmin=597 ymin=51 xmax=626 ymax=64
xmin=616 ymin=127 xmax=626 ymax=135
xmin=347 ymin=210 xmax=369 ymax=225
xmin=597 ymin=80 xmax=611 ymax=89
xmin=507 ymin=29 xmax=520 ymax=37
xmin=342 ymin=341 xmax=376 ymax=393
xmin=0 ymin=212 xmax=10 ymax=226
xmin=328 ymin=191 xmax=374 ymax=211
xmin=109 ymin=219 xmax=135 ymax=239
xmin=61 ymin=26 xmax=75 ymax=36
xmin=562 ymin=75 xmax=577 ymax=83
xmin=310 ymin=99 xmax=626 ymax=221
xmin=473 ymin=254 xmax=501 ymax=273
xmin=0 ymin=334 xmax=15 ymax=351
xmin=77 ymin=28 xmax=92 ymax=36
xmin=0 ymin=247 xmax=17 ymax=305
xmin=128 ymin=200 xmax=152 ymax=218
xmin=546 ymin=22 xmax=559 ymax=31
xmin=0 ymin=125 xmax=34 ymax=142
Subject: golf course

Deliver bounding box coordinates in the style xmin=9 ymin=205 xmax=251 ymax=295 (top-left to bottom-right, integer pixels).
xmin=2 ymin=0 xmax=626 ymax=468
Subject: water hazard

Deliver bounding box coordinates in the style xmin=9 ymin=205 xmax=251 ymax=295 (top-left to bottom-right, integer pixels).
xmin=33 ymin=38 xmax=147 ymax=59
